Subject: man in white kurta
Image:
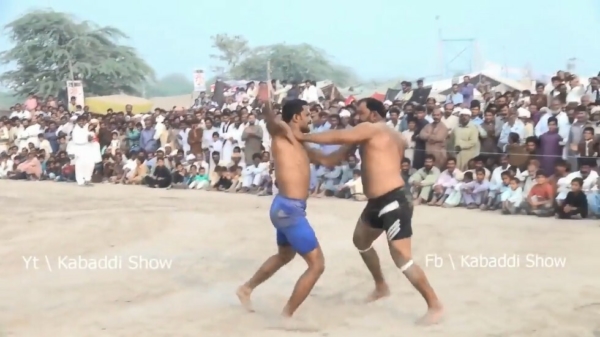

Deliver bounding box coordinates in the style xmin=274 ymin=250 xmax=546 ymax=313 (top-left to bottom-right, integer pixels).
xmin=71 ymin=116 xmax=95 ymax=186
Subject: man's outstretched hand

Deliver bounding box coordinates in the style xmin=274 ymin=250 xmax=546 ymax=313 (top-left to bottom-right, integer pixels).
xmin=291 ymin=128 xmax=306 ymax=142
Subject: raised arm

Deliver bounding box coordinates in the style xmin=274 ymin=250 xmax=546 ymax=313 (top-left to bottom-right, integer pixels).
xmin=299 ymin=123 xmax=376 ymax=145
xmin=263 ymin=60 xmax=286 ymax=136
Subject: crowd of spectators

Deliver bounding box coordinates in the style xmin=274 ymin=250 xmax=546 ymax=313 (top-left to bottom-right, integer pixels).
xmin=0 ymin=71 xmax=599 ymax=219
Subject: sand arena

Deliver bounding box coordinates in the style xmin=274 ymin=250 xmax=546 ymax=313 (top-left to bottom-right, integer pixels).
xmin=1 ymin=180 xmax=599 ymax=337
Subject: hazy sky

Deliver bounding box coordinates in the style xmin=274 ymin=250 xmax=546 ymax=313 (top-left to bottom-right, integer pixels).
xmin=1 ymin=0 xmax=599 ymax=82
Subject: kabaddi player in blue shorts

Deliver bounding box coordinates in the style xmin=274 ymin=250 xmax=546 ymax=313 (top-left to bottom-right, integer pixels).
xmin=237 ymin=98 xmax=352 ymax=318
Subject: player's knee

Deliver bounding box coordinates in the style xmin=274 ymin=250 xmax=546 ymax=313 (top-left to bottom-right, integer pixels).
xmin=308 ymin=259 xmax=325 ymax=275
xmin=353 ymin=233 xmax=373 ymax=252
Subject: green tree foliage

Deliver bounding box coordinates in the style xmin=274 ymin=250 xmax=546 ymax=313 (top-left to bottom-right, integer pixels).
xmin=210 ymin=34 xmax=356 ymax=86
xmin=209 ymin=34 xmax=250 ymax=74
xmin=0 ymin=10 xmax=154 ymax=98
xmin=145 ymin=73 xmax=194 ymax=97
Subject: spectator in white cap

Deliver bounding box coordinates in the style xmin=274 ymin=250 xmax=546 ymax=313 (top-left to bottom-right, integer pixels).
xmin=451 ymin=108 xmax=480 ymax=170
xmin=517 ymin=107 xmax=534 ymax=139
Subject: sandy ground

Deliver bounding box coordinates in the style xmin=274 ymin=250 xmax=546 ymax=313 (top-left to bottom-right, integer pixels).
xmin=1 ymin=180 xmax=599 ymax=337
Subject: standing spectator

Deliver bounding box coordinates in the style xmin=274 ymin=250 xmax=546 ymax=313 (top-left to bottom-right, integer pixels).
xmin=402 ymin=119 xmax=416 ymax=165
xmin=71 ymin=116 xmax=94 ymax=186
xmin=140 ymin=120 xmax=157 ymax=154
xmin=418 ymin=107 xmax=448 ymax=168
xmin=452 ymin=109 xmax=479 ymax=170
xmin=538 ymin=117 xmax=563 ymax=174
xmin=445 ymin=84 xmax=464 ymax=106
xmin=187 ymin=120 xmax=203 ymax=158
xmin=460 ymin=76 xmax=474 ymax=107
xmin=567 ymin=106 xmax=592 ymax=171
xmin=241 ymin=114 xmax=263 ymax=166
xmin=411 ymin=106 xmax=429 ymax=169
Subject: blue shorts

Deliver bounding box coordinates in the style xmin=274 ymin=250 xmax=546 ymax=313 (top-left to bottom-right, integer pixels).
xmin=269 ymin=195 xmax=318 ymax=255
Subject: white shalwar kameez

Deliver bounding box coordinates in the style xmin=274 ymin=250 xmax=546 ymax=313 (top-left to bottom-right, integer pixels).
xmin=71 ymin=124 xmax=95 ymax=185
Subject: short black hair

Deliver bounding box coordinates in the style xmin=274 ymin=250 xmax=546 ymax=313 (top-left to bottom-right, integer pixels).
xmin=571 ymin=177 xmax=583 ymax=186
xmin=425 ymin=154 xmax=435 ymax=162
xmin=358 ymin=98 xmax=385 ymax=118
xmin=475 ymin=168 xmax=485 ymax=175
xmin=252 ymin=153 xmax=261 ymax=160
xmin=446 ymin=157 xmax=456 ymax=164
xmin=281 ymin=99 xmax=307 ymax=123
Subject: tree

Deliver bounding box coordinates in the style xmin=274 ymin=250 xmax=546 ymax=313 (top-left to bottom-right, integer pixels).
xmin=209 ymin=34 xmax=250 ymax=74
xmin=229 ymin=43 xmax=356 ymax=86
xmin=144 ymin=73 xmax=194 ymax=97
xmin=0 ymin=10 xmax=154 ymax=98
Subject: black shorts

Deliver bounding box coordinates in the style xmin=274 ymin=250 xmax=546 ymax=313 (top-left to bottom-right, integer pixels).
xmin=360 ymin=187 xmax=413 ymax=241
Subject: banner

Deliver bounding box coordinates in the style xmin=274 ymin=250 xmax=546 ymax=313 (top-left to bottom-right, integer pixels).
xmin=193 ymin=69 xmax=205 ymax=92
xmin=66 ymin=80 xmax=85 ymax=107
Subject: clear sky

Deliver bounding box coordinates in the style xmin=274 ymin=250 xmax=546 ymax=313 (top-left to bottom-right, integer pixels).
xmin=1 ymin=0 xmax=599 ymax=82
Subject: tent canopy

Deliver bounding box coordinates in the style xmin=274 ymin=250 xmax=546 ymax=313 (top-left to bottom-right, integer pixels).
xmin=85 ymin=95 xmax=152 ymax=114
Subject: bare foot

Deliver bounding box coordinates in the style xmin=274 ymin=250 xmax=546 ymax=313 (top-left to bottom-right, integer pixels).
xmin=413 ymin=199 xmax=421 ymax=206
xmin=416 ymin=306 xmax=444 ymax=325
xmin=435 ymin=200 xmax=444 ymax=206
xmin=366 ymin=284 xmax=391 ymax=302
xmin=236 ymin=285 xmax=254 ymax=312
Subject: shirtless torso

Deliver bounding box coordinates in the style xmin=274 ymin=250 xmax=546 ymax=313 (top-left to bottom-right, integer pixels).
xmin=357 ymin=122 xmax=406 ymax=198
xmin=271 ymin=124 xmax=310 ymax=200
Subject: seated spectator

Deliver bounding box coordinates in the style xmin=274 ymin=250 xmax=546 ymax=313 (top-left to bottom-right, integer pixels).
xmin=126 ymin=157 xmax=147 ymax=185
xmin=310 ymin=164 xmax=326 ymax=197
xmin=556 ymin=178 xmax=588 ymax=219
xmin=482 ymin=171 xmax=511 ymax=210
xmin=522 ymin=170 xmax=554 ymax=217
xmin=338 ymin=154 xmax=359 ymax=188
xmin=0 ymin=153 xmax=11 ymax=178
xmin=400 ymin=158 xmax=416 ymax=202
xmin=460 ymin=167 xmax=489 ymax=209
xmin=189 ymin=166 xmax=210 ymax=190
xmin=241 ymin=153 xmax=268 ymax=193
xmin=464 ymin=155 xmax=490 ymax=180
xmin=336 ymin=169 xmax=359 ymax=199
xmin=409 ymin=154 xmax=441 ymax=205
xmin=228 ymin=151 xmax=245 ymax=171
xmin=228 ymin=166 xmax=244 ymax=192
xmin=58 ymin=158 xmax=75 ymax=182
xmin=145 ymin=157 xmax=172 ymax=188
xmin=15 ymin=152 xmax=42 ymax=180
xmin=170 ymin=163 xmax=189 ymax=189
xmin=548 ymin=159 xmax=569 ymax=197
xmin=517 ymin=160 xmax=540 ymax=196
xmin=213 ymin=166 xmax=233 ymax=191
xmin=429 ymin=157 xmax=462 ymax=206
xmin=109 ymin=155 xmax=125 ymax=184
xmin=321 ymin=164 xmax=343 ymax=197
xmin=337 ymin=169 xmax=366 ymax=201
xmin=501 ymin=177 xmax=524 ymax=215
